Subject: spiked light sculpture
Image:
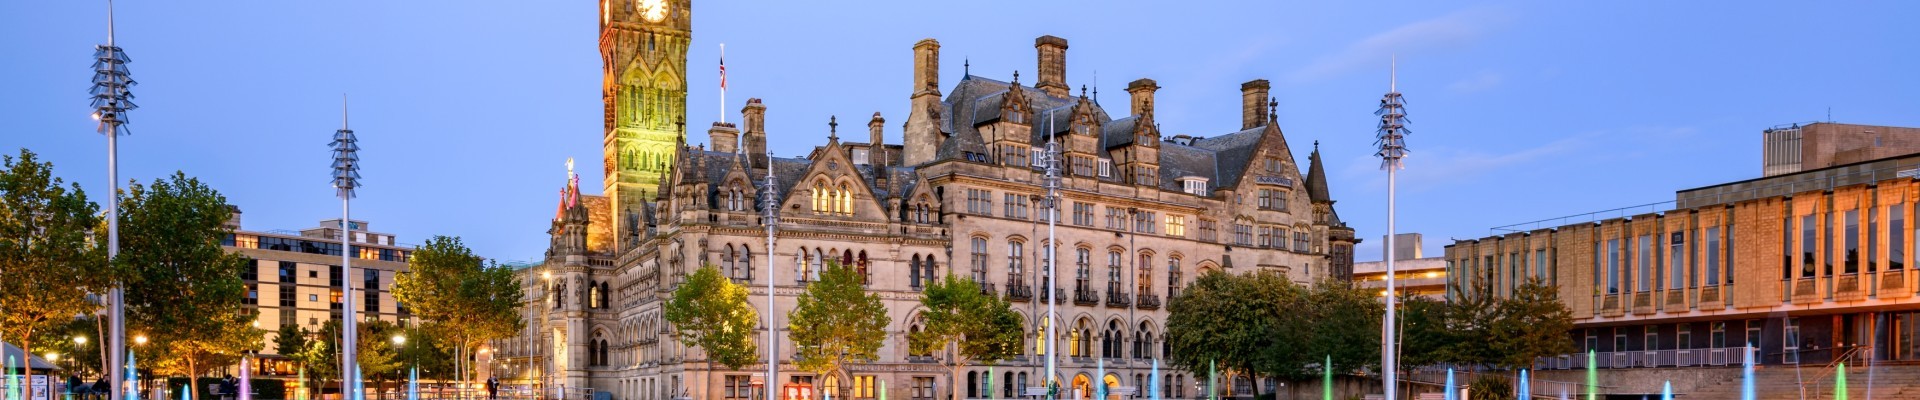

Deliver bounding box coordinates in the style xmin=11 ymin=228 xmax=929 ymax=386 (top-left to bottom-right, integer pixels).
xmin=331 ymin=101 xmax=362 ymax=400
xmin=1374 ymin=59 xmax=1410 ymax=400
xmin=89 ymin=1 xmax=137 ymax=397
xmin=760 ymin=151 xmax=780 ymax=400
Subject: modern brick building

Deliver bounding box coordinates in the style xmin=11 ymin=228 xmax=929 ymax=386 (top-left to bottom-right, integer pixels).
xmin=486 ymin=1 xmax=1359 ymax=400
xmin=1762 ymin=122 xmax=1920 ymax=177
xmin=222 ymin=208 xmax=414 ymax=375
xmin=1448 ymin=134 xmax=1920 ymax=373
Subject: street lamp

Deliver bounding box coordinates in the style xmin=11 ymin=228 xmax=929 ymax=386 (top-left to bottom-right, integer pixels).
xmin=133 ymin=336 xmax=147 ymax=346
xmin=90 ymin=2 xmax=139 ymax=397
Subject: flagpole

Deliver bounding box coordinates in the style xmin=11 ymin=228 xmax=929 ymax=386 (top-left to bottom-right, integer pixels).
xmin=719 ymin=43 xmax=726 ymax=125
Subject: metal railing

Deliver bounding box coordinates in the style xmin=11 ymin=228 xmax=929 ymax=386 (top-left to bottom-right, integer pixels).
xmin=1534 ymin=346 xmax=1750 ymax=370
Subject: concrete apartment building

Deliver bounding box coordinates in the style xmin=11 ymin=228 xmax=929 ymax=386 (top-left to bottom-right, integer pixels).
xmin=484 ymin=1 xmax=1360 ymax=400
xmin=1352 ymin=233 xmax=1446 ymax=300
xmin=222 ymin=208 xmax=414 ymax=375
xmin=1448 ymin=122 xmax=1920 ymax=380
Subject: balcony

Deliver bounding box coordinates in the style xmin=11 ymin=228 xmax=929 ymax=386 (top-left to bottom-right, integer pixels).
xmin=976 ymin=282 xmax=998 ymax=297
xmin=1136 ymin=294 xmax=1162 ymax=310
xmin=906 ymin=356 xmax=938 ymax=364
xmin=1007 ymin=282 xmax=1033 ymax=302
xmin=1105 ymin=290 xmax=1131 ymax=308
xmin=1073 ymin=288 xmax=1100 ymax=306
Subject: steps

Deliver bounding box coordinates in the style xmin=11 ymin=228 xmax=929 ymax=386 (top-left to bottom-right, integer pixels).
xmin=1684 ymin=364 xmax=1920 ymax=400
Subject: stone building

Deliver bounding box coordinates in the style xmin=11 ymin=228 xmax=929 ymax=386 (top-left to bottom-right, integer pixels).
xmin=487 ymin=2 xmax=1358 ymax=400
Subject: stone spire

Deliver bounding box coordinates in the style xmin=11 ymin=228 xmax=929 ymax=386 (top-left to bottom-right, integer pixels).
xmin=1305 ymin=140 xmax=1332 ymax=204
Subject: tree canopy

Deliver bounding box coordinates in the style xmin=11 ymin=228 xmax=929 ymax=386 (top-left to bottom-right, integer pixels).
xmin=392 ymin=236 xmax=524 ymax=384
xmin=788 ymin=261 xmax=888 ymax=377
xmin=116 ymin=172 xmax=261 ymax=400
xmin=0 ymin=148 xmax=110 ymax=396
xmin=909 ymin=274 xmax=1023 ymax=400
xmin=663 ymin=264 xmax=760 ymax=370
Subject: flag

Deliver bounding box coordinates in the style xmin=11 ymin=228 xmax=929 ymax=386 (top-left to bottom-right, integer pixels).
xmin=719 ymin=53 xmax=728 ymax=91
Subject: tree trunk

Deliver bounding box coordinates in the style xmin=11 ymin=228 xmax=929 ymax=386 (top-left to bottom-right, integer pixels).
xmin=188 ymin=356 xmax=201 ymax=400
xmin=21 ymin=335 xmax=36 ymax=400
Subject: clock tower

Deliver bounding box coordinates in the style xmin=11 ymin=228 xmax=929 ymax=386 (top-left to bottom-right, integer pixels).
xmin=600 ymin=0 xmax=689 ymax=248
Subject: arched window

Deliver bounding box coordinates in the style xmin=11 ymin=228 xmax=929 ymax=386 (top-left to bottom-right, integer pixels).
xmin=1075 ymin=248 xmax=1091 ymax=291
xmin=1168 ymin=257 xmax=1183 ymax=299
xmin=857 ymin=251 xmax=870 ymax=285
xmin=1108 ymin=251 xmax=1123 ymax=291
xmin=1068 ymin=326 xmax=1084 ymax=358
xmin=970 ymin=237 xmax=989 ymax=282
xmin=600 ymin=281 xmax=610 ymax=309
xmin=923 ymin=255 xmax=938 ymax=286
xmin=966 ymin=372 xmax=978 ymax=398
xmin=839 ymin=183 xmax=853 ymax=215
xmin=1007 ymin=241 xmax=1025 ymax=280
xmin=1104 ymin=320 xmax=1125 ymax=358
xmin=1137 ymin=252 xmax=1154 ymax=293
xmin=811 ymin=248 xmax=824 ymax=281
xmin=812 ymin=182 xmax=826 ymax=213
xmin=1135 ymin=322 xmax=1154 ymax=359
xmin=589 ymin=280 xmax=602 ymax=309
xmin=722 ymin=245 xmax=736 ymax=278
xmin=911 ymin=255 xmax=924 ymax=289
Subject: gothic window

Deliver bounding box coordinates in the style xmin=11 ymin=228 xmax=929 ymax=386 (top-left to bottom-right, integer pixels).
xmin=911 ymin=255 xmax=924 ymax=290
xmin=1075 ymin=248 xmax=1091 ymax=291
xmin=1137 ymin=252 xmax=1153 ymax=293
xmin=838 ymin=183 xmax=853 ymax=215
xmin=589 ymin=280 xmax=602 ymax=309
xmin=1135 ymin=322 xmax=1154 ymax=359
xmin=970 ymin=237 xmax=988 ymax=282
xmin=1107 ymin=251 xmax=1123 ymax=291
xmin=722 ymin=245 xmax=735 ymax=279
xmin=923 ymin=255 xmax=938 ymax=286
xmin=1168 ymin=257 xmax=1183 ymax=299
xmin=1104 ymin=320 xmax=1125 ymax=358
xmin=857 ymin=251 xmax=870 ymax=285
xmin=1007 ymin=241 xmax=1025 ymax=281
xmin=1068 ymin=323 xmax=1085 ymax=358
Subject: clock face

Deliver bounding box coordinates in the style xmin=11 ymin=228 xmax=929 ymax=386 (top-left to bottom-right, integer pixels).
xmin=637 ymin=0 xmax=668 ymax=23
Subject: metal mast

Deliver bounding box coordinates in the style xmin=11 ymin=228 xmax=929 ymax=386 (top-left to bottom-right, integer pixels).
xmin=1040 ymin=112 xmax=1064 ymax=400
xmin=761 ymin=151 xmax=780 ymax=400
xmin=1373 ymin=57 xmax=1410 ymax=400
xmin=332 ymin=97 xmax=364 ymax=400
xmin=89 ymin=1 xmax=138 ymax=397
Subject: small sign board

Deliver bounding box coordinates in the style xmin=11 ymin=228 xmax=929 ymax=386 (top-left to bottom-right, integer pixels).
xmin=1110 ymin=387 xmax=1136 ymax=396
xmin=1024 ymin=387 xmax=1049 ymax=397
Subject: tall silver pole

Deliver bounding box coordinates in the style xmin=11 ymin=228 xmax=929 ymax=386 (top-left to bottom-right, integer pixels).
xmin=1374 ymin=57 xmax=1408 ymax=400
xmin=332 ymin=99 xmax=363 ymax=400
xmin=762 ymin=152 xmax=779 ymax=400
xmin=1042 ymin=111 xmax=1060 ymax=400
xmin=94 ymin=2 xmax=130 ymax=398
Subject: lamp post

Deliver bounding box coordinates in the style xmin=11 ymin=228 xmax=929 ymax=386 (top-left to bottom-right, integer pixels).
xmin=1039 ymin=121 xmax=1062 ymax=399
xmin=759 ymin=151 xmax=780 ymax=400
xmin=74 ymin=336 xmax=89 ymax=376
xmin=89 ymin=2 xmax=138 ymax=398
xmin=331 ymin=97 xmax=364 ymax=400
xmin=1373 ymin=58 xmax=1410 ymax=400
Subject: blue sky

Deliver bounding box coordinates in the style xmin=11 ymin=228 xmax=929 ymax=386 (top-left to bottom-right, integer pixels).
xmin=4 ymin=1 xmax=1916 ymax=263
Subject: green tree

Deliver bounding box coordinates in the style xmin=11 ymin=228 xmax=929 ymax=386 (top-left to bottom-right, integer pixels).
xmin=274 ymin=325 xmax=311 ymax=363
xmin=117 ymin=172 xmax=261 ymax=400
xmin=395 ymin=323 xmax=455 ymax=381
xmin=788 ymin=261 xmax=888 ymax=379
xmin=0 ymin=149 xmax=110 ymax=400
xmin=1397 ymin=296 xmax=1456 ymax=369
xmin=1167 ymin=271 xmax=1304 ymax=395
xmin=1489 ymin=279 xmax=1575 ymax=370
xmin=908 ymin=274 xmax=1023 ymax=400
xmin=392 ymin=236 xmax=525 ymax=388
xmin=663 ymin=264 xmax=760 ymax=369
xmin=355 ymin=319 xmax=404 ymax=400
xmin=1301 ymin=279 xmax=1382 ymax=377
xmin=25 ymin=316 xmax=103 ymax=376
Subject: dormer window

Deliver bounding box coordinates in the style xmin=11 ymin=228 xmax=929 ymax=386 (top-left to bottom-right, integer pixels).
xmin=852 ymin=149 xmax=870 ymax=165
xmin=1097 ymin=159 xmax=1112 ymax=178
xmin=1180 ymin=178 xmax=1209 ymax=196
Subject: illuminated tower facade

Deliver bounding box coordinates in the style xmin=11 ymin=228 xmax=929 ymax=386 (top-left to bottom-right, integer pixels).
xmin=601 ymin=0 xmax=689 ymax=247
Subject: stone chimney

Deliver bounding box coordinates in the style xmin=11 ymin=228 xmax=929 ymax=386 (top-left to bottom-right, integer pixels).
xmin=742 ymin=98 xmax=768 ymax=167
xmin=913 ymin=39 xmax=941 ymax=98
xmin=1127 ymin=78 xmax=1159 ymax=117
xmin=1035 ymin=35 xmax=1069 ymax=98
xmin=1241 ymin=79 xmax=1270 ymax=129
xmin=708 ymin=122 xmax=739 ymax=153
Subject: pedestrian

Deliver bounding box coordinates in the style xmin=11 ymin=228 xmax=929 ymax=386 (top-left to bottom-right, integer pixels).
xmin=485 ymin=377 xmax=499 ymax=400
xmin=93 ymin=375 xmax=110 ymax=400
xmin=219 ymin=375 xmax=237 ymax=400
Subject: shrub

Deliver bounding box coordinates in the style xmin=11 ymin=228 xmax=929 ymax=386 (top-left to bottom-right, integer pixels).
xmin=1468 ymin=374 xmax=1512 ymax=400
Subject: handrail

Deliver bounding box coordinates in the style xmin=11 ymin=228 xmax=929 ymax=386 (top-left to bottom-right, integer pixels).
xmin=1799 ymin=345 xmax=1869 ymax=395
